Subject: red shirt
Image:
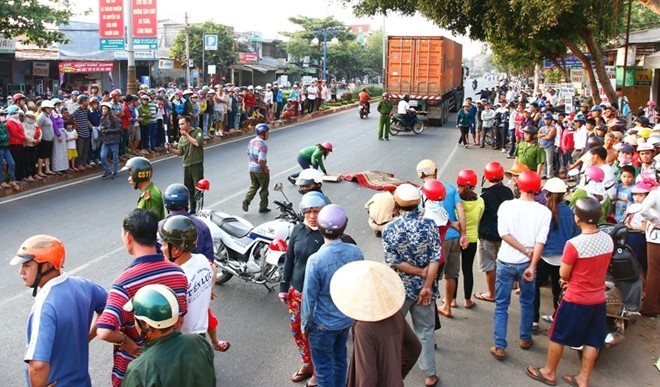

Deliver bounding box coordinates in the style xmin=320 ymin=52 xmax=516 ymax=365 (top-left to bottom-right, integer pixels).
xmin=244 ymin=93 xmax=256 ymax=108
xmin=359 ymin=91 xmax=370 ymax=103
xmin=561 ymin=231 xmax=613 ymax=305
xmin=6 ymin=118 xmax=26 ymax=145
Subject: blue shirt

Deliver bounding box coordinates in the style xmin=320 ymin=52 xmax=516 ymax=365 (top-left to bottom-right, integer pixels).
xmin=25 ymin=273 xmax=107 ymax=387
xmin=247 ymin=137 xmax=268 ymax=173
xmin=614 ymin=184 xmax=633 ymax=222
xmin=543 ymin=203 xmax=580 ymax=256
xmin=441 ymin=182 xmax=461 ymax=240
xmin=383 ymin=212 xmax=441 ymax=301
xmin=302 ymin=239 xmax=364 ymax=332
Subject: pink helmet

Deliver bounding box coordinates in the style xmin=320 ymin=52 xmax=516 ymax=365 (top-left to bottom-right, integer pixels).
xmin=648 ymin=100 xmax=656 ymax=107
xmin=321 ymin=142 xmax=333 ymax=152
xmin=584 ymin=165 xmax=605 ymax=183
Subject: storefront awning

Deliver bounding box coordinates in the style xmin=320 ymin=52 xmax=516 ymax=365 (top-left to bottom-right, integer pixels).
xmin=232 ymin=63 xmax=276 ymax=74
xmin=640 ymin=50 xmax=660 ymax=69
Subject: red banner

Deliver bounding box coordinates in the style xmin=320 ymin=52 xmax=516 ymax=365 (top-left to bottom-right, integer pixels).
xmin=59 ymin=62 xmax=114 ymax=74
xmin=239 ymin=52 xmax=259 ymax=64
xmin=132 ymin=0 xmax=158 ymax=38
xmin=99 ymin=0 xmax=124 ymax=38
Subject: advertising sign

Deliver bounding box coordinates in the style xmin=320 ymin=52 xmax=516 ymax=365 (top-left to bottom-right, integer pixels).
xmin=570 ymin=67 xmax=585 ymax=84
xmin=33 ymin=62 xmax=50 ymax=77
xmin=132 ymin=0 xmax=158 ymax=49
xmin=0 ymin=34 xmax=16 ymax=54
xmin=99 ymin=0 xmax=125 ymax=50
xmin=58 ymin=62 xmax=114 ymax=73
xmin=239 ymin=52 xmax=259 ymax=64
xmin=158 ymin=59 xmax=174 ymax=69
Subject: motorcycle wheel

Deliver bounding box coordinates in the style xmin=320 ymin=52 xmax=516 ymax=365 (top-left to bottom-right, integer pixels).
xmin=214 ymin=243 xmax=234 ymax=284
xmin=390 ymin=120 xmax=400 ymax=136
xmin=412 ymin=121 xmax=425 ymax=134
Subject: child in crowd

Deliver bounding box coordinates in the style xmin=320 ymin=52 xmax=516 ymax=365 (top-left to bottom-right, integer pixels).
xmin=64 ymin=119 xmax=79 ymax=171
xmin=614 ymin=165 xmax=636 ymax=222
xmin=625 ymin=183 xmax=651 ymax=296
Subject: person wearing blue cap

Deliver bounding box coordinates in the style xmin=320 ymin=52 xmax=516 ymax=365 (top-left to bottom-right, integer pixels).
xmin=538 ymin=113 xmax=558 ymax=178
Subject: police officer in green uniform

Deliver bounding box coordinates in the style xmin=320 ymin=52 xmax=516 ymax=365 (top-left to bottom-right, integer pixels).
xmin=377 ymin=92 xmax=394 ymax=141
xmin=166 ymin=115 xmax=204 ymax=213
xmin=121 ymin=156 xmax=165 ymax=220
xmin=514 ymin=125 xmax=546 ymax=176
xmin=122 ymin=284 xmax=216 ymax=387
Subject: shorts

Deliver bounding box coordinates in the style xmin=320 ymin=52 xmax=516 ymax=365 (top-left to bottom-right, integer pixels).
xmin=217 ymin=111 xmax=226 ymax=125
xmin=128 ymin=123 xmax=141 ymax=142
xmin=549 ymin=301 xmax=606 ymax=349
xmin=67 ymin=148 xmax=78 ymax=160
xmin=441 ymin=238 xmax=461 ymax=278
xmin=37 ymin=140 xmax=53 ymax=159
xmin=478 ymin=239 xmax=501 ymax=272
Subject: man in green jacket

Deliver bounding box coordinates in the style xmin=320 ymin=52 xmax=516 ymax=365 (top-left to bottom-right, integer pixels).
xmin=166 ymin=115 xmax=204 ymax=213
xmin=377 ymin=93 xmax=394 ymax=141
xmin=514 ymin=125 xmax=545 ymax=176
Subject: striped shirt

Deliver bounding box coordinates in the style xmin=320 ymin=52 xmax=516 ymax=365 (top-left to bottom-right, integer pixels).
xmin=247 ymin=137 xmax=267 ymax=173
xmin=97 ymin=254 xmax=188 ymax=387
xmin=148 ymin=100 xmax=158 ymax=123
xmin=73 ymin=107 xmax=90 ymax=137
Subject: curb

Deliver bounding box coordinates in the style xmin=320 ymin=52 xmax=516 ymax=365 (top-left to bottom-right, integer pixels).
xmin=0 ymin=102 xmax=362 ymax=199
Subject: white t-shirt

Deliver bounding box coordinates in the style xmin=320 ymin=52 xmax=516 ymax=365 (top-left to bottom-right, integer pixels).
xmin=397 ymin=100 xmax=410 ymax=114
xmin=600 ymin=164 xmax=617 ymax=201
xmin=306 ymin=86 xmax=318 ymax=100
xmin=180 ymin=253 xmax=214 ymax=334
xmin=497 ymin=199 xmax=552 ymax=264
xmin=264 ymin=90 xmax=273 ymax=105
xmin=574 ymin=125 xmax=588 ymax=150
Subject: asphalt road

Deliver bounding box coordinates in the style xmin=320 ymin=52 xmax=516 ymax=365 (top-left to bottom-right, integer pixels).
xmin=0 ymin=79 xmax=657 ymax=386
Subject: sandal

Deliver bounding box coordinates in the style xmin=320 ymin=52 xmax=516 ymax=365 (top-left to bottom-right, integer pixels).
xmin=525 ymin=366 xmax=556 ymax=386
xmin=291 ymin=367 xmax=313 ymax=382
xmin=212 ymin=340 xmax=231 ymax=352
xmin=305 ymin=378 xmax=318 ymax=387
xmin=561 ymin=375 xmax=579 ymax=387
xmin=474 ymin=292 xmax=495 ymax=302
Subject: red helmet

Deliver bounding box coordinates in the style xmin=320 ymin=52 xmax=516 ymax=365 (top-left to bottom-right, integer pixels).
xmin=13 ymin=93 xmax=26 ymax=102
xmin=456 ymin=169 xmax=478 ymax=187
xmin=321 ymin=141 xmax=333 ymax=152
xmin=484 ymin=161 xmax=504 ymax=182
xmin=195 ymin=179 xmax=210 ymax=191
xmin=421 ymin=179 xmax=446 ymax=201
xmin=517 ymin=171 xmax=542 ymax=193
xmin=584 ymin=165 xmax=604 ymax=183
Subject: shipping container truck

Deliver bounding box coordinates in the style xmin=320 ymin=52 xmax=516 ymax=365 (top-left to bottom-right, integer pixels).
xmin=385 ymin=35 xmax=465 ymax=126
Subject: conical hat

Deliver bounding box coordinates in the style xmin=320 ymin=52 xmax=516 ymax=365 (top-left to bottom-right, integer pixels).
xmin=330 ymin=260 xmax=405 ymax=322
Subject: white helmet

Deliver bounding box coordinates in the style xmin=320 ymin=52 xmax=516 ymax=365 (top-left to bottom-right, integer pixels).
xmin=296 ymin=168 xmax=324 ymax=186
xmin=247 ymin=85 xmax=254 ymax=90
xmin=40 ymin=100 xmax=54 ymax=109
xmin=543 ymin=178 xmax=567 ymax=194
xmin=100 ymin=102 xmax=113 ymax=110
xmin=394 ymin=183 xmax=421 ymax=207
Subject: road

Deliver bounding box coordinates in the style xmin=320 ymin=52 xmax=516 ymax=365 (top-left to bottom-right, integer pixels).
xmin=0 ymin=78 xmax=657 ymax=386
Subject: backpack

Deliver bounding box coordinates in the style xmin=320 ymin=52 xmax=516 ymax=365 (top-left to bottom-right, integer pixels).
xmin=174 ymin=102 xmax=185 ymax=115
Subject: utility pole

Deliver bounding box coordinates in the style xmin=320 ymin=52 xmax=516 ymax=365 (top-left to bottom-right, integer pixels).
xmin=126 ymin=0 xmax=136 ymax=95
xmin=185 ymin=12 xmax=191 ymax=88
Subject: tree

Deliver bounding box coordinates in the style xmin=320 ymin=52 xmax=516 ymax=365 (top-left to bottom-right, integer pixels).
xmin=362 ymin=30 xmax=384 ymax=77
xmin=639 ymin=0 xmax=660 ymax=14
xmin=170 ymin=21 xmax=237 ymax=79
xmin=0 ymin=0 xmax=87 ymax=47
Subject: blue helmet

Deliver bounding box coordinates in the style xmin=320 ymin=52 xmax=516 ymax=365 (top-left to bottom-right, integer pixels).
xmin=163 ymin=183 xmax=189 ymax=211
xmin=5 ymin=105 xmax=20 ymax=115
xmin=255 ymin=123 xmax=270 ymax=135
xmin=299 ymin=191 xmax=329 ymax=213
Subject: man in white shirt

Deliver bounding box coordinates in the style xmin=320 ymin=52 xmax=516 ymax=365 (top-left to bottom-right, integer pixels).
xmin=480 ymin=101 xmax=496 ymax=148
xmin=306 ymin=80 xmax=318 ymax=114
xmin=571 ymin=116 xmax=588 ymax=161
xmin=397 ymin=95 xmax=412 ymax=127
xmin=213 ymin=87 xmax=228 ymax=136
xmin=264 ymin=84 xmax=274 ymax=123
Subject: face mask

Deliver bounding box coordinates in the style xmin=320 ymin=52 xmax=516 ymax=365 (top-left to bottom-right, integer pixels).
xmin=617 ymin=154 xmax=632 ymax=165
xmin=0 ymin=116 xmax=6 ymax=123
xmin=303 ymin=220 xmax=318 ymax=231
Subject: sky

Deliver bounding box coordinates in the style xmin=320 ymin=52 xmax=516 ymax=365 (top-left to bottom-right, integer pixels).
xmin=66 ymin=0 xmax=483 ymax=57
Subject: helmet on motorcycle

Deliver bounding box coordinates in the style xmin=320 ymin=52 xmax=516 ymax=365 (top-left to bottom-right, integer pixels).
xmin=403 ymin=94 xmax=410 ymax=102
xmin=195 ymin=179 xmax=210 ymax=191
xmin=516 ymin=171 xmax=542 ymax=193
xmin=456 ymin=169 xmax=478 ymax=187
xmin=321 ymin=142 xmax=333 ymax=152
xmin=10 ymin=235 xmax=65 ymax=270
xmin=543 ymin=178 xmax=567 ymax=194
xmin=123 ymin=284 xmax=180 ymax=329
xmin=159 ymin=215 xmax=198 ymax=251
xmin=484 ymin=161 xmax=504 ymax=182
xmin=573 ymin=197 xmax=602 ymax=225
xmin=255 ymin=123 xmax=270 ymax=135
xmin=164 ymin=183 xmax=189 ymax=211
xmin=394 ymin=183 xmax=421 ymax=207
xmin=121 ymin=157 xmax=152 ymax=186
xmin=587 ymin=135 xmax=604 ymax=149
xmin=416 ymin=159 xmax=437 ymax=179
xmin=421 ymin=179 xmax=446 ymax=202
xmin=584 ymin=165 xmax=605 ymax=183
xmin=317 ymin=204 xmax=348 ymax=236
xmin=299 ymin=191 xmax=329 ymax=213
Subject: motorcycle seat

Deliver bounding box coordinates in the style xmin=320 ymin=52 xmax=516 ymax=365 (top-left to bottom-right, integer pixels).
xmin=209 ymin=210 xmax=253 ymax=238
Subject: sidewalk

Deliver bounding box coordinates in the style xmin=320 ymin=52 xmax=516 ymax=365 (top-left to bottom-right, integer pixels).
xmin=0 ymin=101 xmax=361 ymax=199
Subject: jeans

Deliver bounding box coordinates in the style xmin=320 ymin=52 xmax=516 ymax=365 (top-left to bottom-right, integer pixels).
xmin=0 ymin=147 xmax=16 ymax=181
xmin=290 ymin=154 xmax=312 ymax=179
xmin=140 ymin=124 xmax=149 ymax=150
xmin=401 ymin=299 xmax=436 ymax=376
xmin=101 ymin=143 xmax=119 ymax=174
xmin=307 ymin=323 xmax=350 ymax=387
xmin=508 ymin=129 xmax=516 ymax=156
xmin=543 ymin=145 xmax=555 ymax=177
xmin=499 ymin=125 xmax=508 ymax=148
xmin=481 ymin=126 xmax=493 ymax=146
xmin=148 ymin=122 xmax=157 ymax=149
xmin=493 ymin=260 xmax=535 ymax=349
xmin=202 ymin=113 xmax=210 ymax=137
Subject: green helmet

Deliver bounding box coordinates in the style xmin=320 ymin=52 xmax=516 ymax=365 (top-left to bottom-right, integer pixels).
xmin=159 ymin=215 xmax=197 ymax=251
xmin=123 ymin=284 xmax=180 ymax=329
xmin=121 ymin=157 xmax=152 ymax=183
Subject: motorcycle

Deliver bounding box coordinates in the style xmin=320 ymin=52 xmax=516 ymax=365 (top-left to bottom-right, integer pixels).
xmin=472 ymin=80 xmax=478 ymax=91
xmin=194 ymin=181 xmax=301 ymax=291
xmin=359 ymin=101 xmax=369 ymax=119
xmin=390 ymin=110 xmax=426 ymax=135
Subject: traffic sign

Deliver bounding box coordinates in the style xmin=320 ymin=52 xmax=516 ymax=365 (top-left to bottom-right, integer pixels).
xmin=204 ymin=34 xmax=218 ymax=50
xmin=100 ymin=38 xmax=125 ymax=51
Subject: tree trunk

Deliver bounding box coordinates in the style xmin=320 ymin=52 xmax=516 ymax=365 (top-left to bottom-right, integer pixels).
xmin=639 ymin=0 xmax=660 ymax=14
xmin=561 ymin=37 xmax=601 ymax=104
xmin=578 ymin=28 xmax=617 ymax=103
xmin=551 ymin=58 xmax=569 ymax=81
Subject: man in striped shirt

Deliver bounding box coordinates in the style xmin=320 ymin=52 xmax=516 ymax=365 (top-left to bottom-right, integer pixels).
xmin=147 ymin=90 xmax=158 ymax=151
xmin=97 ymin=209 xmax=188 ymax=387
xmin=72 ymin=95 xmax=92 ymax=169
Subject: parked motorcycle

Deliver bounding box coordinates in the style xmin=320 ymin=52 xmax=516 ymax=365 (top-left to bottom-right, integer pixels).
xmin=359 ymin=102 xmax=369 ymax=119
xmin=194 ymin=181 xmax=301 ymax=291
xmin=391 ymin=110 xmax=426 ymax=135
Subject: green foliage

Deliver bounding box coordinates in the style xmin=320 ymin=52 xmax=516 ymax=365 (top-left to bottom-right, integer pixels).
xmin=0 ymin=0 xmax=88 ymax=46
xmin=283 ymin=37 xmax=311 ymax=62
xmin=619 ymin=1 xmax=660 ymax=33
xmin=170 ymin=21 xmax=237 ymax=75
xmin=543 ymin=68 xmax=564 ymax=83
xmin=340 ymin=92 xmax=354 ymax=102
xmin=364 ymin=84 xmax=383 ymax=96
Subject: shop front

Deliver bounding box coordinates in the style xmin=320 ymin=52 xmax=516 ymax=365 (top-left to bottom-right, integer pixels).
xmin=58 ymin=61 xmax=116 ymax=93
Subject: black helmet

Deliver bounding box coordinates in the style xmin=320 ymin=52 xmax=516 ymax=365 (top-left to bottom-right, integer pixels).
xmin=159 ymin=215 xmax=198 ymax=251
xmin=522 ymin=125 xmax=538 ymax=135
xmin=573 ymin=197 xmax=602 ymax=224
xmin=403 ymin=94 xmax=410 ymax=102
xmin=164 ymin=184 xmax=189 ymax=211
xmin=121 ymin=157 xmax=152 ymax=185
xmin=587 ymin=135 xmax=604 ymax=149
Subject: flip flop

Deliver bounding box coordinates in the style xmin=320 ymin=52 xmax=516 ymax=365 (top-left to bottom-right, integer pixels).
xmin=291 ymin=368 xmax=313 ymax=382
xmin=562 ymin=375 xmax=579 ymax=387
xmin=212 ymin=340 xmax=231 ymax=352
xmin=525 ymin=366 xmax=557 ymax=386
xmin=474 ymin=292 xmax=495 ymax=302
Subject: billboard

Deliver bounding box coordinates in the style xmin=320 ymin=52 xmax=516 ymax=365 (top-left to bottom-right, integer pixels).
xmin=99 ymin=0 xmax=125 ymax=50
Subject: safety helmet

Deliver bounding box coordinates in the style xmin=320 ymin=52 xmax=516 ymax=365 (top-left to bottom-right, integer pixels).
xmin=587 ymin=136 xmax=604 ymax=149
xmin=40 ymin=100 xmax=54 ymax=109
xmin=648 ymin=100 xmax=656 ymax=107
xmin=516 ymin=170 xmax=542 ymax=193
xmin=51 ymin=98 xmax=62 ymax=105
xmin=543 ymin=177 xmax=567 ymax=194
xmin=484 ymin=161 xmax=504 ymax=182
xmin=321 ymin=142 xmax=333 ymax=152
xmin=71 ymin=90 xmax=81 ymax=95
xmin=522 ymin=125 xmax=538 ymax=135
xmin=299 ymin=191 xmax=328 ymax=213
xmin=123 ymin=284 xmax=180 ymax=329
xmin=631 ymin=183 xmax=651 ymax=194
xmin=639 ymin=128 xmax=652 ymax=139
xmin=10 ymin=235 xmax=65 ymax=270
xmin=573 ymin=197 xmax=602 ymax=224
xmin=394 ymin=183 xmax=421 ymax=207
xmin=195 ymin=179 xmax=210 ymax=191
xmin=182 ymin=89 xmax=193 ymax=96
xmin=255 ymin=123 xmax=270 ymax=135
xmin=147 ymin=89 xmax=156 ymax=95
xmin=584 ymin=165 xmax=605 ymax=183
xmin=403 ymin=94 xmax=410 ymax=102
xmin=5 ymin=105 xmax=20 ymax=115
xmin=416 ymin=159 xmax=437 ymax=179
xmin=164 ymin=183 xmax=189 ymax=211
xmin=421 ymin=179 xmax=446 ymax=202
xmin=110 ymin=89 xmax=122 ymax=97
xmin=302 ymin=191 xmax=330 ymax=206
xmin=317 ymin=204 xmax=348 ymax=236
xmin=121 ymin=156 xmax=153 ymax=184
xmin=382 ymin=92 xmax=389 ymax=98
xmin=139 ymin=84 xmax=148 ymax=90
xmin=296 ymin=168 xmax=323 ymax=186
xmin=13 ymin=93 xmax=26 ymax=102
xmin=159 ymin=215 xmax=198 ymax=251
xmin=100 ymin=102 xmax=112 ymax=110
xmin=456 ymin=169 xmax=478 ymax=187
xmin=90 ymin=83 xmax=99 ymax=89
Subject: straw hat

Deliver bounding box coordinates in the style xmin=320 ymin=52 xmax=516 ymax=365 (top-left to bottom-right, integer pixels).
xmin=330 ymin=260 xmax=405 ymax=322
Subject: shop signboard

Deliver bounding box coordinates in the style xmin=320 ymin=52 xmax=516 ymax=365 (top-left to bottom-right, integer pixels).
xmin=58 ymin=61 xmax=114 ymax=73
xmin=33 ymin=62 xmax=50 ymax=77
xmin=239 ymin=52 xmax=259 ymax=64
xmin=99 ymin=0 xmax=125 ymax=50
xmin=158 ymin=59 xmax=174 ymax=69
xmin=0 ymin=34 xmax=16 ymax=54
xmin=132 ymin=0 xmax=158 ymax=50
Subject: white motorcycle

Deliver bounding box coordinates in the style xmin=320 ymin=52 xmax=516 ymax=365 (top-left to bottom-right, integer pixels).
xmin=194 ymin=181 xmax=301 ymax=291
